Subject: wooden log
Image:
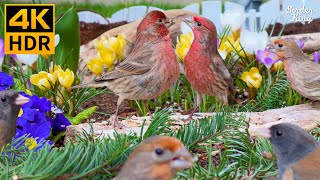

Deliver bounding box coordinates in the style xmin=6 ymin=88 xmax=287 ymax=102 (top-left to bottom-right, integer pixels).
xmin=64 ymin=103 xmax=320 ymax=143
xmin=271 ymin=32 xmax=320 ymax=53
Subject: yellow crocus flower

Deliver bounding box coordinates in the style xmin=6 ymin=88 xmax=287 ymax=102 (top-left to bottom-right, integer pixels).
xmin=241 ymin=67 xmax=262 ymax=89
xmin=58 ymin=69 xmax=75 ymax=89
xmin=272 ymin=61 xmax=284 ymax=72
xmin=30 ymin=71 xmax=55 ymax=90
xmin=175 ymin=32 xmax=193 ymax=62
xmin=87 ymin=57 xmax=103 ymax=76
xmin=104 ymin=33 xmax=126 ymax=61
xmin=99 ymin=48 xmax=116 ymax=70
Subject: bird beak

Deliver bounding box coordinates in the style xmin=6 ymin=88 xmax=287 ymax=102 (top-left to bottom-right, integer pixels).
xmin=170 ymin=147 xmax=196 ymax=169
xmin=248 ymin=125 xmax=272 ymax=139
xmin=14 ymin=95 xmax=29 ymax=105
xmin=266 ymin=41 xmax=276 ymax=53
xmin=165 ymin=18 xmax=175 ymax=28
xmin=183 ymin=19 xmax=195 ymax=29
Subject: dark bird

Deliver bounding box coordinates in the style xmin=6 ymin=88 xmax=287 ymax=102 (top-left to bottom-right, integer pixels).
xmin=250 ymin=123 xmax=320 ymax=180
xmin=113 ymin=136 xmax=195 ymax=180
xmin=0 ymin=90 xmax=29 ymax=148
xmin=268 ymin=39 xmax=320 ymax=101
xmin=73 ymin=10 xmax=180 ymax=128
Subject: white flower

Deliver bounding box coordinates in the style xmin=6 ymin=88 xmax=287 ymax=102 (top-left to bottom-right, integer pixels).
xmin=221 ymin=8 xmax=246 ymax=31
xmin=16 ymin=34 xmax=60 ymax=66
xmin=240 ymin=30 xmax=268 ymax=55
xmin=218 ymin=49 xmax=227 ymax=60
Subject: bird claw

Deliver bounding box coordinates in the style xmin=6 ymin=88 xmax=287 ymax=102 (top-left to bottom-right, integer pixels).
xmin=109 ymin=116 xmax=124 ymax=129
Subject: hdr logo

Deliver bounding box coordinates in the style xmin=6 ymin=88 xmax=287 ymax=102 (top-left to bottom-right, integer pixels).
xmin=4 ymin=4 xmax=55 ymax=54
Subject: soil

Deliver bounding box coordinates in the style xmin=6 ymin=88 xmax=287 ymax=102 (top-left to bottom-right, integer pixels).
xmin=80 ymin=21 xmax=128 ymax=45
xmin=266 ymin=18 xmax=320 ymax=36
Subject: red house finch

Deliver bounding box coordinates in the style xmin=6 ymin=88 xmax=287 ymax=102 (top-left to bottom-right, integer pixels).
xmin=73 ymin=10 xmax=180 ymax=128
xmin=268 ymin=39 xmax=320 ymax=101
xmin=113 ymin=136 xmax=195 ymax=180
xmin=183 ymin=16 xmax=233 ymax=118
xmin=0 ymin=90 xmax=29 ymax=148
xmin=250 ymin=123 xmax=320 ymax=180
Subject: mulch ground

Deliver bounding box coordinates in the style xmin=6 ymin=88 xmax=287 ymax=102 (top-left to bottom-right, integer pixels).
xmin=266 ymin=18 xmax=320 ymax=36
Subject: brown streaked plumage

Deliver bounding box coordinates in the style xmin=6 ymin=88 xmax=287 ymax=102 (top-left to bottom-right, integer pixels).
xmin=269 ymin=39 xmax=320 ymax=101
xmin=113 ymin=136 xmax=195 ymax=180
xmin=249 ymin=123 xmax=320 ymax=180
xmin=183 ymin=16 xmax=233 ymax=119
xmin=0 ymin=90 xmax=29 ymax=148
xmin=73 ymin=10 xmax=180 ymax=128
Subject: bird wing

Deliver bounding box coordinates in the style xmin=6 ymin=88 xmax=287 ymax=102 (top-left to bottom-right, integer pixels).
xmin=96 ymin=45 xmax=154 ymax=81
xmin=300 ymin=62 xmax=320 ymax=94
xmin=283 ymin=148 xmax=320 ymax=180
xmin=211 ymin=55 xmax=234 ymax=91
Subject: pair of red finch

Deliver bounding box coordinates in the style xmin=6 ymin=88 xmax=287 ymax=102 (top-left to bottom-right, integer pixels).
xmin=76 ymin=10 xmax=320 ymax=128
xmin=75 ymin=10 xmax=233 ymax=128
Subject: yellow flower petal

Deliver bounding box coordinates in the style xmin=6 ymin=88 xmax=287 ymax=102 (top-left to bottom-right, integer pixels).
xmin=18 ymin=109 xmax=23 ymax=117
xmin=58 ymin=69 xmax=75 ymax=89
xmin=25 ymin=138 xmax=37 ymax=150
xmin=99 ymin=48 xmax=116 ymax=70
xmin=241 ymin=67 xmax=262 ymax=89
xmin=87 ymin=58 xmax=103 ymax=76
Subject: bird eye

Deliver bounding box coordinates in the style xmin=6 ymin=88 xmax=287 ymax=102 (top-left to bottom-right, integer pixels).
xmin=276 ymin=130 xmax=282 ymax=136
xmin=1 ymin=97 xmax=7 ymax=102
xmin=155 ymin=148 xmax=164 ymax=155
xmin=158 ymin=18 xmax=163 ymax=23
xmin=197 ymin=22 xmax=202 ymax=26
xmin=278 ymin=43 xmax=283 ymax=48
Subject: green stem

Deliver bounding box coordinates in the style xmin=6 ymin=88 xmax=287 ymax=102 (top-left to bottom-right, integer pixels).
xmin=267 ymin=68 xmax=272 ymax=88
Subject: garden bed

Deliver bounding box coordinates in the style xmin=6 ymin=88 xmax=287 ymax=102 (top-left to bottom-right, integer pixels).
xmin=266 ymin=18 xmax=320 ymax=36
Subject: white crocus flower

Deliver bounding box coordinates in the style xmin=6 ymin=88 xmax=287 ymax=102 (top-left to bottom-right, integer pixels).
xmin=239 ymin=30 xmax=268 ymax=55
xmin=220 ymin=8 xmax=246 ymax=31
xmin=16 ymin=34 xmax=60 ymax=66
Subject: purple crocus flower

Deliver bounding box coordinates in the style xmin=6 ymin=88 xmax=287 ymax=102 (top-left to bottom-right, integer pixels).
xmin=296 ymin=39 xmax=304 ymax=49
xmin=0 ymin=38 xmax=4 ymax=63
xmin=256 ymin=49 xmax=280 ymax=69
xmin=314 ymin=52 xmax=319 ymax=64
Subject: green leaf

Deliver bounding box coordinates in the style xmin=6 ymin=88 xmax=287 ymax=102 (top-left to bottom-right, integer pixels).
xmin=13 ymin=78 xmax=26 ymax=92
xmin=54 ymin=7 xmax=80 ymax=73
xmin=70 ymin=106 xmax=97 ymax=125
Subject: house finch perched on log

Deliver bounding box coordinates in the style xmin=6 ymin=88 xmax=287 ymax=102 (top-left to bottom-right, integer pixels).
xmin=183 ymin=16 xmax=233 ymax=118
xmin=113 ymin=136 xmax=195 ymax=180
xmin=0 ymin=90 xmax=29 ymax=148
xmin=268 ymin=39 xmax=320 ymax=101
xmin=73 ymin=10 xmax=180 ymax=128
xmin=249 ymin=123 xmax=320 ymax=180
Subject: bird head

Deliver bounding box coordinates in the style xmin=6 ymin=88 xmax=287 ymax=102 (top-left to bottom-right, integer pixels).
xmin=0 ymin=90 xmax=29 ymax=121
xmin=267 ymin=39 xmax=302 ymax=59
xmin=249 ymin=123 xmax=319 ymax=168
xmin=117 ymin=136 xmax=195 ymax=179
xmin=137 ymin=10 xmax=174 ymax=37
xmin=183 ymin=16 xmax=217 ymax=45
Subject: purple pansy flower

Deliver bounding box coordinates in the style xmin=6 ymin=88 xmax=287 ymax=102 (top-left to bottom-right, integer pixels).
xmin=49 ymin=113 xmax=71 ymax=131
xmin=314 ymin=52 xmax=319 ymax=64
xmin=0 ymin=72 xmax=14 ymax=90
xmin=22 ymin=95 xmax=51 ymax=113
xmin=256 ymin=49 xmax=280 ymax=69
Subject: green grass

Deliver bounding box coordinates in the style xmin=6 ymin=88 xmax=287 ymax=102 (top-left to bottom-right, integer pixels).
xmin=0 ymin=0 xmax=183 ymax=18
xmin=55 ymin=1 xmax=183 ymax=18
